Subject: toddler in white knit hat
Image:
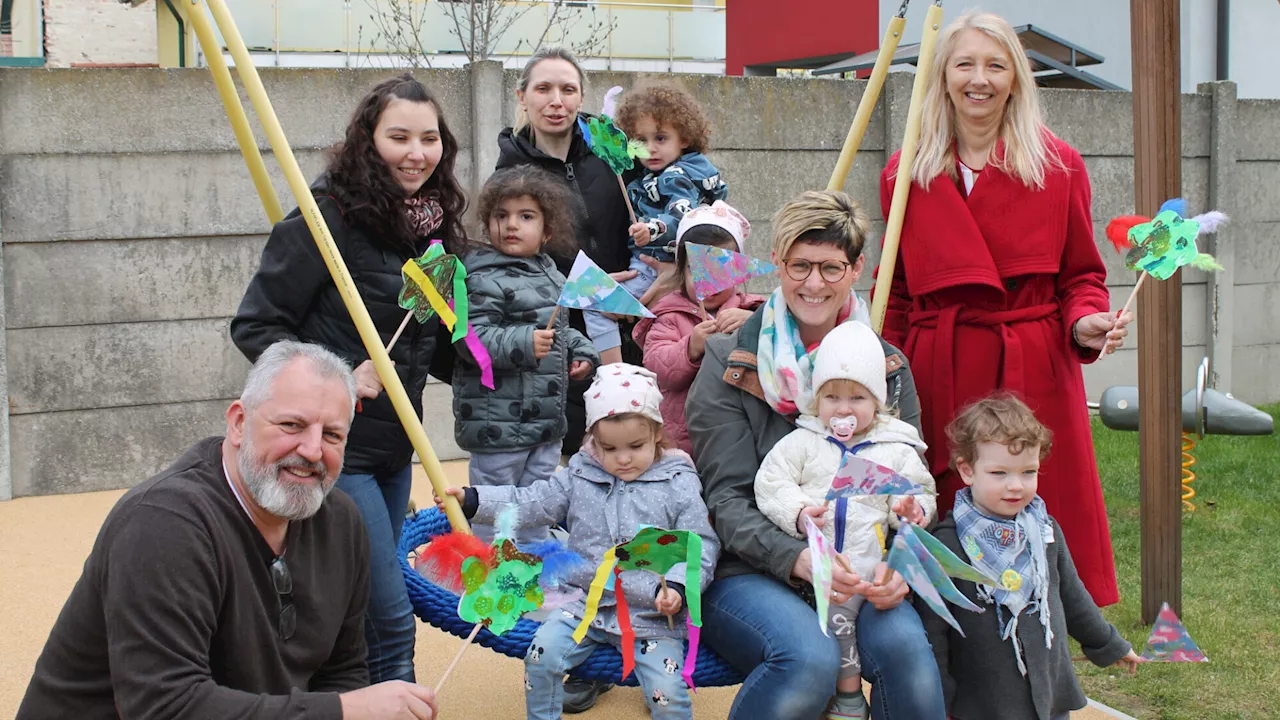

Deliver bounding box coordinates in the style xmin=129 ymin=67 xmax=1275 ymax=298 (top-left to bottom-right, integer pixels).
xmin=753 ymin=321 xmax=937 ymax=720
xmin=441 ymin=363 xmax=719 ymax=720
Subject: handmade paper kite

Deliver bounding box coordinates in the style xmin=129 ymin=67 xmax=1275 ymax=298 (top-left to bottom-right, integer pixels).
xmin=554 ymin=251 xmax=655 ymax=322
xmin=397 ymin=241 xmax=463 ymax=335
xmin=580 ymin=93 xmax=648 ymax=223
xmin=885 ymin=522 xmax=998 ymax=636
xmin=684 ymin=243 xmax=776 ymax=303
xmin=457 ymin=539 xmax=545 ymax=636
xmin=386 ymin=242 xmax=494 ymax=388
xmin=803 ymin=515 xmax=837 ymax=636
xmin=1140 ymin=602 xmax=1208 ymax=662
xmin=574 ymin=528 xmax=705 ymax=689
xmin=416 ymin=507 xmax=586 ymax=692
xmin=1105 ymin=198 xmax=1226 ymax=318
xmin=825 ymin=455 xmax=928 ymax=504
xmin=886 ymin=533 xmax=965 ymax=634
xmin=584 ymin=114 xmax=649 ymax=176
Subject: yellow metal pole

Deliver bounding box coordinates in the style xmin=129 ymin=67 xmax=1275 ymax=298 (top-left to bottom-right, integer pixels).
xmin=198 ymin=0 xmax=470 ymax=533
xmin=185 ymin=0 xmax=284 ymax=225
xmin=827 ymin=10 xmax=910 ymax=191
xmin=869 ymin=1 xmax=944 ymax=334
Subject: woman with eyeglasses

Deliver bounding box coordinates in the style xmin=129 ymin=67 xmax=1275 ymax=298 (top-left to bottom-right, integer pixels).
xmin=685 ymin=190 xmax=945 ymax=720
xmin=877 ymin=12 xmax=1129 ymax=608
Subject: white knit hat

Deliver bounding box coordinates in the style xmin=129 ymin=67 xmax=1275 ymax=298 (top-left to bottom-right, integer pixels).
xmin=810 ymin=321 xmax=887 ymax=408
xmin=675 ymin=200 xmax=751 ymax=252
xmin=584 ymin=363 xmax=664 ymax=429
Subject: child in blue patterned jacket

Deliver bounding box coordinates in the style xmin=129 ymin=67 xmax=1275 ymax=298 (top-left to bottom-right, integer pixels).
xmin=588 ymin=81 xmax=728 ymax=365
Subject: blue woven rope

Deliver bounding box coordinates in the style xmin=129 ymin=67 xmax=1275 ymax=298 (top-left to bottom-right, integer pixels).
xmin=399 ymin=508 xmax=745 ymax=687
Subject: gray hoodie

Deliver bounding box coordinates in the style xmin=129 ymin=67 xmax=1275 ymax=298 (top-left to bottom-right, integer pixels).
xmin=471 ymin=447 xmax=719 ymax=641
xmin=452 ymin=248 xmax=598 ymax=452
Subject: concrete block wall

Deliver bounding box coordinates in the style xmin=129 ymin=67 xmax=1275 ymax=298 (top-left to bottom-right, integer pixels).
xmin=0 ymin=66 xmax=1274 ymax=498
xmin=43 ymin=0 xmax=157 ymax=67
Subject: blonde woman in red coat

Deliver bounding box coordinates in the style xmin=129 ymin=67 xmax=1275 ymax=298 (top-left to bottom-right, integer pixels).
xmin=877 ymin=11 xmax=1131 ymax=606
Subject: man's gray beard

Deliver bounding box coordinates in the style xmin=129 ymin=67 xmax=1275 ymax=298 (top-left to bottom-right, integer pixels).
xmin=238 ymin=431 xmax=335 ymax=521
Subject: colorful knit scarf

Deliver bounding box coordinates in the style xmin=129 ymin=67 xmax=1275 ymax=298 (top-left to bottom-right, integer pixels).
xmin=756 ymin=288 xmax=870 ymax=417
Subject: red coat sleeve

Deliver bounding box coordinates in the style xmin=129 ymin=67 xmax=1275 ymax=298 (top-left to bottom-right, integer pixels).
xmin=875 ymin=164 xmax=913 ymax=348
xmin=1054 ymin=147 xmax=1112 ymax=363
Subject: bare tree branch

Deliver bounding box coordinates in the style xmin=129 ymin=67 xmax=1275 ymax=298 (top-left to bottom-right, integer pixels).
xmin=369 ymin=0 xmax=617 ymax=66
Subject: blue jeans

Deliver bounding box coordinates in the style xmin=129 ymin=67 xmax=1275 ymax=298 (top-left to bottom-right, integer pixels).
xmin=701 ymin=573 xmax=944 ymax=720
xmin=525 ymin=611 xmax=692 ymax=720
xmin=336 ymin=465 xmax=416 ymax=683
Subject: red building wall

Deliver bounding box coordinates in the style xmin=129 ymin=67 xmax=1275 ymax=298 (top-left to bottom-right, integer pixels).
xmin=726 ymin=0 xmax=879 ymax=75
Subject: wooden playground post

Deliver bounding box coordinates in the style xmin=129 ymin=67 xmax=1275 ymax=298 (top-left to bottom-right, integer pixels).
xmin=1131 ymin=0 xmax=1183 ymax=623
xmin=193 ymin=0 xmax=471 ymax=533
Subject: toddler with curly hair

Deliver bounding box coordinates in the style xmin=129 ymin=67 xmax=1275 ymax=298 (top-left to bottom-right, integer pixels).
xmin=587 ymin=81 xmax=728 ymax=365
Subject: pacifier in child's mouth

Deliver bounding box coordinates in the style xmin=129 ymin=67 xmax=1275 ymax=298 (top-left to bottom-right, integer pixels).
xmin=830 ymin=415 xmax=858 ymax=443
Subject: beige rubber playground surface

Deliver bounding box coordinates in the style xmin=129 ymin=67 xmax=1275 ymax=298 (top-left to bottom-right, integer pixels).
xmin=0 ymin=460 xmax=1117 ymax=719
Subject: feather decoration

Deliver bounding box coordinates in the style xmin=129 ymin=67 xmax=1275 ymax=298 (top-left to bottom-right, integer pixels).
xmin=1190 ymin=254 xmax=1225 ymax=272
xmin=414 ymin=533 xmax=495 ymax=593
xmin=1159 ymin=197 xmax=1188 ymax=217
xmin=524 ymin=538 xmax=591 ymax=587
xmin=1190 ymin=211 xmax=1229 ymax=234
xmin=495 ymin=504 xmax=519 ymax=542
xmin=600 ymin=86 xmax=624 ymax=120
xmin=1105 ymin=215 xmax=1148 ymax=252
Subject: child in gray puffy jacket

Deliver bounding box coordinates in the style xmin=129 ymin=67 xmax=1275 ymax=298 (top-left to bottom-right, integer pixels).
xmin=453 ymin=166 xmax=599 ymax=543
xmin=442 ymin=363 xmax=719 ymax=720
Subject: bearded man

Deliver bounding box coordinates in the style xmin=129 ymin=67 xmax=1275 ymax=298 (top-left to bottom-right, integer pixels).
xmin=18 ymin=341 xmax=438 ymax=720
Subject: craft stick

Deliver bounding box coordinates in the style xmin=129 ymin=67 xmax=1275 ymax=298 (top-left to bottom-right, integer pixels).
xmin=1119 ymin=272 xmax=1147 ymax=318
xmin=434 ymin=622 xmax=484 ymax=693
xmin=545 ymin=305 xmax=561 ymax=331
xmin=659 ymin=576 xmax=676 ymax=630
xmin=868 ymin=2 xmax=945 ymax=334
xmin=385 ymin=310 xmax=414 ymax=354
xmin=1096 ymin=272 xmax=1146 ymax=361
xmin=616 ymin=174 xmax=638 ymax=225
xmin=698 ymin=300 xmax=708 ymax=321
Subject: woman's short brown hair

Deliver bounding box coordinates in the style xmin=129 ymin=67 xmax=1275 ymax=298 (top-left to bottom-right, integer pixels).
xmin=771 ymin=190 xmax=870 ymax=265
xmin=946 ymin=392 xmax=1053 ymax=467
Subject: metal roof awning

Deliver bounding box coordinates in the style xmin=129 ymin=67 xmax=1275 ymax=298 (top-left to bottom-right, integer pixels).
xmin=812 ymin=23 xmax=1121 ymax=90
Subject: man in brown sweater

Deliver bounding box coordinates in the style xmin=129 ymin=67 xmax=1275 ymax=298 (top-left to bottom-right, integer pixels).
xmin=17 ymin=341 xmax=438 ymax=720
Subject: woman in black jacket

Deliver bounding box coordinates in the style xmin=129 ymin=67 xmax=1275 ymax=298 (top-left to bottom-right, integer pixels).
xmin=496 ymin=47 xmax=667 ymax=469
xmin=231 ymin=74 xmax=465 ymax=684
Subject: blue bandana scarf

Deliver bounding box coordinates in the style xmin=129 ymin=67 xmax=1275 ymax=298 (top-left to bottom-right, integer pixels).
xmin=952 ymin=488 xmax=1054 ymax=675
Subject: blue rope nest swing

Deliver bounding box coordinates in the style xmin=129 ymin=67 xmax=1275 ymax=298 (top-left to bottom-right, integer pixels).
xmin=398 ymin=508 xmax=746 ymax=687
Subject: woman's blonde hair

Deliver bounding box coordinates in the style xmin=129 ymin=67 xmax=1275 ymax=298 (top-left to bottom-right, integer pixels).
xmin=513 ymin=46 xmax=586 ymax=132
xmin=912 ymin=12 xmax=1061 ymax=190
xmin=770 ymin=190 xmax=870 ymax=264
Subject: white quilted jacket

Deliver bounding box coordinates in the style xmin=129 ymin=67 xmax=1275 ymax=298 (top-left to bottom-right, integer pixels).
xmin=753 ymin=416 xmax=938 ymax=578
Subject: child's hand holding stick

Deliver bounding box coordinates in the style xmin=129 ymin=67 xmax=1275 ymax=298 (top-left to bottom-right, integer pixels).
xmin=655 ymin=578 xmax=682 ymax=630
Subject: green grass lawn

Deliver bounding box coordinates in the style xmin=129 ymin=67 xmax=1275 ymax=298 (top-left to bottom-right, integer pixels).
xmin=1075 ymin=404 xmax=1280 ymax=719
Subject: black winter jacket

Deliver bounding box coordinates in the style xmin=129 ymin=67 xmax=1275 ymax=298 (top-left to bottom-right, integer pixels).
xmin=495 ymin=116 xmax=638 ymax=276
xmin=231 ymin=181 xmax=450 ymax=474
